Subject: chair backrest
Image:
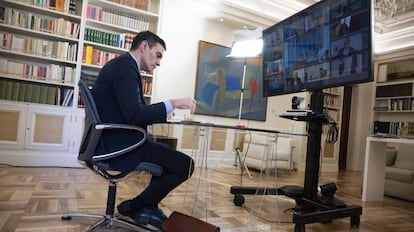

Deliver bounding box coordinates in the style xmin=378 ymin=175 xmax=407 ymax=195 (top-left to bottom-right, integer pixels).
xmin=78 ymin=80 xmax=103 ymax=162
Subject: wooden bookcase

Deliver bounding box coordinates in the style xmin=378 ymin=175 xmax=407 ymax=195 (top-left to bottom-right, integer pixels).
xmin=372 ymin=47 xmax=414 ymax=138
xmin=0 ymin=0 xmax=161 ymax=166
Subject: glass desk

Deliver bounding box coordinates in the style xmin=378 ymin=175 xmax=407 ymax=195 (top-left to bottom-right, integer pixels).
xmin=152 ymin=121 xmax=307 ymax=230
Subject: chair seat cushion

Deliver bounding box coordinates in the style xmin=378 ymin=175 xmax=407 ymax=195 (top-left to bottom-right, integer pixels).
xmin=94 ymin=161 xmax=163 ymax=176
xmin=137 ymin=162 xmax=163 ymax=176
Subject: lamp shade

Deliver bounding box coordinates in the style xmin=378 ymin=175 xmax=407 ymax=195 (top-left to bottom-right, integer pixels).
xmin=226 ymin=39 xmax=263 ymax=59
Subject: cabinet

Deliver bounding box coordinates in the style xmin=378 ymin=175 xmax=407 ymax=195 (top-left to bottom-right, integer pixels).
xmin=0 ymin=0 xmax=161 ymax=166
xmin=0 ymin=101 xmax=84 ymax=166
xmin=372 ymin=47 xmax=414 ymax=138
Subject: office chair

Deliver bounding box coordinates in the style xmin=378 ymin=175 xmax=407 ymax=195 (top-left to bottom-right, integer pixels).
xmin=62 ymin=80 xmax=162 ymax=231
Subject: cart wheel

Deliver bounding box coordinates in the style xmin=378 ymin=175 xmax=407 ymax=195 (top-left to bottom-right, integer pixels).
xmin=233 ymin=194 xmax=245 ymax=206
xmin=294 ymin=223 xmax=305 ymax=232
xmin=350 ymin=215 xmax=360 ymax=228
xmin=61 ymin=215 xmax=72 ymax=220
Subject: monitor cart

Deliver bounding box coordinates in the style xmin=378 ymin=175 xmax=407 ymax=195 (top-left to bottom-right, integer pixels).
xmin=230 ymin=90 xmax=362 ymax=232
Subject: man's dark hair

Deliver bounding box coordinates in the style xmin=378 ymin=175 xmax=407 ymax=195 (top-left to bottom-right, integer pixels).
xmin=130 ymin=31 xmax=166 ymax=51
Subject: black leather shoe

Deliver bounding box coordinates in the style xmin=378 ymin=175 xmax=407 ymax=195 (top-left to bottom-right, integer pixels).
xmin=132 ymin=207 xmax=167 ymax=229
xmin=117 ymin=200 xmax=135 ymax=217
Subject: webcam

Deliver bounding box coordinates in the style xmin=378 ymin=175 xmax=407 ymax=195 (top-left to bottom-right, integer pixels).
xmin=291 ymin=96 xmax=305 ymax=110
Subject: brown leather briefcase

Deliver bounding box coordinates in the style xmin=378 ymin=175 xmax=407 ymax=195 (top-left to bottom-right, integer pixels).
xmin=162 ymin=211 xmax=220 ymax=232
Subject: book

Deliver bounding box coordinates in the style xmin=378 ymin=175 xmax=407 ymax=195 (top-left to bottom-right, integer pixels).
xmin=62 ymin=89 xmax=74 ymax=106
xmin=18 ymin=82 xmax=26 ymax=101
xmin=0 ymin=79 xmax=6 ymax=99
xmin=5 ymin=81 xmax=13 ymax=100
xmin=85 ymin=45 xmax=93 ymax=64
xmin=56 ymin=0 xmax=65 ymax=12
xmin=39 ymin=85 xmax=48 ymax=104
xmin=49 ymin=0 xmax=57 ymax=9
xmin=46 ymin=86 xmax=56 ymax=105
xmin=69 ymin=0 xmax=77 ymax=14
xmin=11 ymin=81 xmax=19 ymax=101
xmin=24 ymin=84 xmax=33 ymax=102
xmin=31 ymin=84 xmax=41 ymax=103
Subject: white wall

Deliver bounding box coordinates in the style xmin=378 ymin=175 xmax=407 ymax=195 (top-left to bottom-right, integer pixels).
xmin=347 ymin=82 xmax=374 ymax=171
xmin=154 ymin=0 xmax=308 ymax=170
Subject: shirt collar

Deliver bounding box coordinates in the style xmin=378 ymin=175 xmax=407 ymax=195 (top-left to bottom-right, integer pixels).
xmin=128 ymin=52 xmax=140 ymax=71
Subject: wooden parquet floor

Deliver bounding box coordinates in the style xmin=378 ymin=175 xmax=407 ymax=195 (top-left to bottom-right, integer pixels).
xmin=0 ymin=165 xmax=413 ymax=232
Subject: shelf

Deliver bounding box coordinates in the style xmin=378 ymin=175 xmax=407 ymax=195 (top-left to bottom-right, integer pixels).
xmin=88 ymin=0 xmax=159 ymax=17
xmin=374 ymin=110 xmax=414 ymax=113
xmin=0 ymin=24 xmax=79 ymax=42
xmin=0 ymin=49 xmax=77 ymax=65
xmin=0 ymin=73 xmax=75 ymax=87
xmin=1 ymin=0 xmax=82 ymax=21
xmin=83 ymin=41 xmax=128 ymax=53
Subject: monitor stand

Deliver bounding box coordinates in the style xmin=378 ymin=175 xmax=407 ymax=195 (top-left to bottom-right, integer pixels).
xmin=230 ymin=89 xmax=362 ymax=232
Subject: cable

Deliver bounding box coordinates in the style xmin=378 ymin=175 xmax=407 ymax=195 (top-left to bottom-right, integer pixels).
xmin=324 ymin=113 xmax=338 ymax=144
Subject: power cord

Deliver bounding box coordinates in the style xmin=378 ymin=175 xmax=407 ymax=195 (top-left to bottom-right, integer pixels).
xmin=324 ymin=113 xmax=338 ymax=144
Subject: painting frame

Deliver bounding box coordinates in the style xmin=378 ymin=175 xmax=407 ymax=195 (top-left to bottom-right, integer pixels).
xmin=194 ymin=40 xmax=267 ymax=121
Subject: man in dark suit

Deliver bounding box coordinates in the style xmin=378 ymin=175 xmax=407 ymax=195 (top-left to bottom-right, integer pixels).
xmin=91 ymin=31 xmax=197 ymax=229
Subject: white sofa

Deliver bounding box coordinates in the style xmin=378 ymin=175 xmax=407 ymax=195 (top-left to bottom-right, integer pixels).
xmin=384 ymin=144 xmax=414 ymax=201
xmin=240 ymin=133 xmax=294 ymax=171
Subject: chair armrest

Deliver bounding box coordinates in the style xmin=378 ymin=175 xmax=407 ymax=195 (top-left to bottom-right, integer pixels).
xmin=91 ymin=123 xmax=147 ymax=162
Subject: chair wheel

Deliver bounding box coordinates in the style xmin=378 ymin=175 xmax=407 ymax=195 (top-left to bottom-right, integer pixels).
xmin=233 ymin=194 xmax=245 ymax=206
xmin=350 ymin=215 xmax=360 ymax=227
xmin=61 ymin=215 xmax=72 ymax=220
xmin=294 ymin=223 xmax=305 ymax=232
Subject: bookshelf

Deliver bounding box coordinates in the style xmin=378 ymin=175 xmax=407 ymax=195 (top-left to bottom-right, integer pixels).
xmin=372 ymin=47 xmax=414 ymax=138
xmin=0 ymin=0 xmax=161 ymax=166
xmin=321 ymin=87 xmax=343 ymax=171
xmin=80 ymin=0 xmax=159 ymax=104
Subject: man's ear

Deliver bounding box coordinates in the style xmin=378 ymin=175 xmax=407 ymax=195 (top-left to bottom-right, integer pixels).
xmin=138 ymin=41 xmax=148 ymax=52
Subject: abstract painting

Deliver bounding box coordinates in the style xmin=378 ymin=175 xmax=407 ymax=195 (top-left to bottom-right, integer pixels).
xmin=194 ymin=41 xmax=267 ymax=121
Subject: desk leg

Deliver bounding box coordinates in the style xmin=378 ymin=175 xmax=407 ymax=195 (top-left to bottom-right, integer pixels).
xmin=362 ymin=139 xmax=387 ymax=202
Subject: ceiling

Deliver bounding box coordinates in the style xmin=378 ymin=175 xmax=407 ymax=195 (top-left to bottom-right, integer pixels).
xmin=177 ymin=0 xmax=414 ymax=53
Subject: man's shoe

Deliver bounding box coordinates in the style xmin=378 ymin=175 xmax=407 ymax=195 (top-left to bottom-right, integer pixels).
xmin=117 ymin=200 xmax=134 ymax=217
xmin=132 ymin=207 xmax=168 ymax=229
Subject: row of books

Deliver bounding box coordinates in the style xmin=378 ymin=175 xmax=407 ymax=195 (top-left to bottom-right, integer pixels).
xmin=142 ymin=77 xmax=152 ymax=95
xmin=324 ymin=87 xmax=341 ymax=94
xmin=32 ymin=0 xmax=78 ymax=15
xmin=324 ymin=95 xmax=341 ymax=108
xmin=1 ymin=33 xmax=78 ymax=61
xmin=374 ymin=121 xmax=414 ymax=137
xmin=84 ymin=28 xmax=134 ymax=49
xmin=80 ymin=70 xmax=151 ymax=95
xmin=107 ymin=0 xmax=149 ymax=12
xmin=86 ymin=5 xmax=150 ymax=32
xmin=0 ymin=58 xmax=75 ymax=84
xmin=82 ymin=45 xmax=120 ymax=66
xmin=390 ymin=98 xmax=414 ymax=111
xmin=0 ymin=7 xmax=80 ymax=39
xmin=0 ymin=79 xmax=73 ymax=106
xmin=374 ymin=98 xmax=414 ymax=111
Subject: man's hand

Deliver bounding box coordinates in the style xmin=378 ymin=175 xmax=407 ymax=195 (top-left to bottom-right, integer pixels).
xmin=170 ymin=97 xmax=197 ymax=113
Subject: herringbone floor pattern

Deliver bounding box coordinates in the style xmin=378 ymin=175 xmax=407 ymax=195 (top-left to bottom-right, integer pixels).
xmin=0 ymin=165 xmax=413 ymax=232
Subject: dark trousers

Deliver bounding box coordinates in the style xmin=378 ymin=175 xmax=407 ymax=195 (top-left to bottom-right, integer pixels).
xmin=122 ymin=140 xmax=195 ymax=209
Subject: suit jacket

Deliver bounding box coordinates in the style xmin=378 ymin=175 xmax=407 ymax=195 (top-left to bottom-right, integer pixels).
xmin=90 ymin=53 xmax=167 ymax=170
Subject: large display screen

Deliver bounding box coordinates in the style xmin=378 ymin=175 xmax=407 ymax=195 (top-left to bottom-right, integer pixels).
xmin=262 ymin=0 xmax=373 ymax=97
